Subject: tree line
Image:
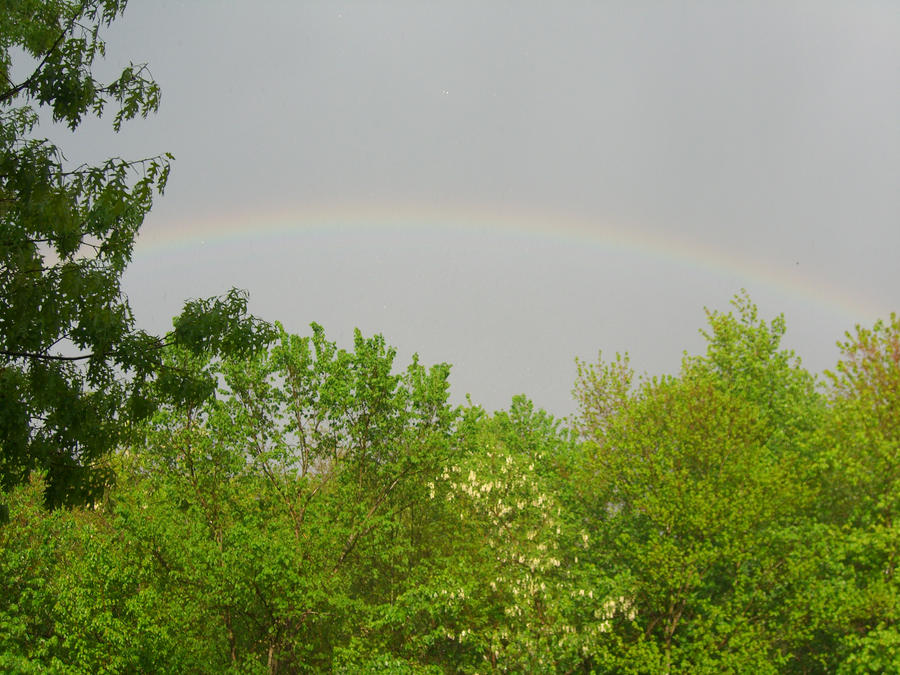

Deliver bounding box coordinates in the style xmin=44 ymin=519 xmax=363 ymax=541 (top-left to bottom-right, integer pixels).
xmin=3 ymin=300 xmax=900 ymax=672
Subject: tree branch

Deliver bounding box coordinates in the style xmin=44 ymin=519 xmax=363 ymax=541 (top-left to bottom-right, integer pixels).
xmin=332 ymin=471 xmax=407 ymax=573
xmin=0 ymin=17 xmax=75 ymax=104
xmin=1 ymin=335 xmax=172 ymax=364
xmin=1 ymin=348 xmax=98 ymax=363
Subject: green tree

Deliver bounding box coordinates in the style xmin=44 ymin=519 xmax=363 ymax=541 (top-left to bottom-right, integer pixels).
xmin=818 ymin=314 xmax=900 ymax=672
xmin=572 ymin=294 xmax=827 ymax=672
xmin=0 ymin=1 xmax=270 ymax=506
xmin=103 ymin=324 xmax=458 ymax=672
xmin=0 ymin=472 xmax=69 ymax=673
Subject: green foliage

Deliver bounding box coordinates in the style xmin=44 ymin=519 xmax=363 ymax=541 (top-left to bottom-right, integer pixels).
xmin=0 ymin=1 xmax=271 ymax=506
xmin=0 ymin=471 xmax=197 ymax=672
xmin=0 ymin=473 xmax=66 ymax=673
xmin=103 ymin=324 xmax=459 ymax=671
xmin=572 ymin=293 xmax=827 ymax=671
xmin=817 ymin=313 xmax=900 ymax=671
xmin=823 ymin=313 xmax=900 ymax=526
xmin=3 ymin=290 xmax=900 ymax=672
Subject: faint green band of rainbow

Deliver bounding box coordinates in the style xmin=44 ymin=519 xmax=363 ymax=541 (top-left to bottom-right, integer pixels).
xmin=132 ymin=204 xmax=887 ymax=325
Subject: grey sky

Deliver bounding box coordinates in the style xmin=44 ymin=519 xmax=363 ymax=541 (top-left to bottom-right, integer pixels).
xmin=61 ymin=1 xmax=900 ymax=415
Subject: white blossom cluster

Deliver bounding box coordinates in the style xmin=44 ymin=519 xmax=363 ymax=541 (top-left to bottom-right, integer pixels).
xmin=438 ymin=445 xmax=629 ymax=665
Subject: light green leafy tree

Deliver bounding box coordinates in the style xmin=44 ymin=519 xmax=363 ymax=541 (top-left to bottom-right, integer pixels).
xmin=572 ymin=294 xmax=827 ymax=672
xmin=0 ymin=468 xmax=198 ymax=673
xmin=0 ymin=0 xmax=270 ymax=506
xmin=0 ymin=472 xmax=69 ymax=673
xmin=105 ymin=324 xmax=458 ymax=672
xmin=819 ymin=314 xmax=900 ymax=673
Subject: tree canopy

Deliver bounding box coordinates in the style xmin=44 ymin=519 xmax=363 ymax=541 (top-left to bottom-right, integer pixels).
xmin=2 ymin=303 xmax=898 ymax=672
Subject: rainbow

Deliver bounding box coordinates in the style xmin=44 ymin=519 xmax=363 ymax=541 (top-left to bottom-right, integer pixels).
xmin=133 ymin=201 xmax=889 ymax=326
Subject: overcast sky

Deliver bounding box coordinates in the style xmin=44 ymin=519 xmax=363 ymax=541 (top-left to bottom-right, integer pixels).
xmin=59 ymin=1 xmax=900 ymax=416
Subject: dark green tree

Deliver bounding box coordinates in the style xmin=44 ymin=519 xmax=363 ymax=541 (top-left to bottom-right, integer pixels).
xmin=0 ymin=1 xmax=270 ymax=506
